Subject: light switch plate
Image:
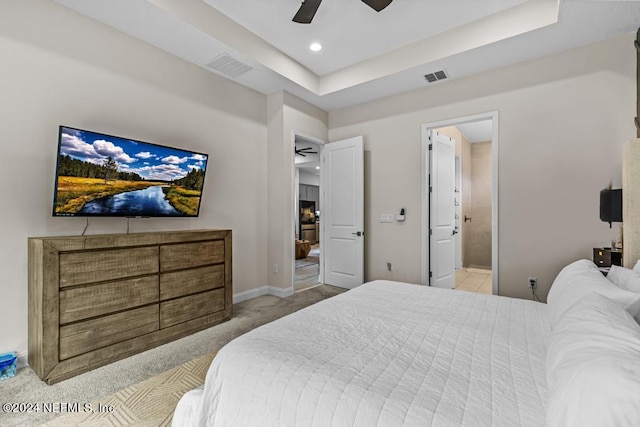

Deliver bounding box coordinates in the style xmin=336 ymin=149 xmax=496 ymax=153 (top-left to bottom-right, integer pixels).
xmin=379 ymin=214 xmax=393 ymax=223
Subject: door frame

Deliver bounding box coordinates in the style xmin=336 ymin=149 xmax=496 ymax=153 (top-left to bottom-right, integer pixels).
xmin=421 ymin=111 xmax=499 ymax=294
xmin=291 ymin=131 xmax=326 ymax=290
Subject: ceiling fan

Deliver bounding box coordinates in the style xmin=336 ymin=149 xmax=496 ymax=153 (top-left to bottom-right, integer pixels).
xmin=295 ymin=146 xmax=318 ymax=157
xmin=293 ymin=0 xmax=393 ymax=24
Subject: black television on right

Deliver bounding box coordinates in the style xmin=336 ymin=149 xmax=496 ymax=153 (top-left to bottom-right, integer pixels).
xmin=600 ymin=188 xmax=622 ymax=227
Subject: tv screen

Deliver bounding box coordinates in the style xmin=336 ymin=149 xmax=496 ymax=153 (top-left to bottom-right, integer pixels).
xmin=53 ymin=126 xmax=209 ymax=217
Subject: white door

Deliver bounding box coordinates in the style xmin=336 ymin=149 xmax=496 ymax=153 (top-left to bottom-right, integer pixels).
xmin=430 ymin=131 xmax=456 ymax=288
xmin=322 ymin=136 xmax=364 ymax=289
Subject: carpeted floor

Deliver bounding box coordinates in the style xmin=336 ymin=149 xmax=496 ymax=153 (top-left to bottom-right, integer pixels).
xmin=295 ymin=255 xmax=319 ymax=269
xmin=0 ymin=284 xmax=345 ymax=427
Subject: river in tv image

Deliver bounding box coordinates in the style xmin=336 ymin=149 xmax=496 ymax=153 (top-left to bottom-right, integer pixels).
xmin=79 ymin=185 xmax=184 ymax=216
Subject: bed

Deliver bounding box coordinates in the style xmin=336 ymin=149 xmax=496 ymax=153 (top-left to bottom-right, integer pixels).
xmin=173 ymin=261 xmax=640 ymax=427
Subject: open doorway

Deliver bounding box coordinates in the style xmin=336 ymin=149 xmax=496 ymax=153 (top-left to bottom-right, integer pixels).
xmin=421 ymin=112 xmax=498 ymax=295
xmin=294 ymin=136 xmax=322 ymax=292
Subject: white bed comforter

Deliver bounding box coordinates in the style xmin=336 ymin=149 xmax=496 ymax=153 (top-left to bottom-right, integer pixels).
xmin=173 ymin=280 xmax=550 ymax=427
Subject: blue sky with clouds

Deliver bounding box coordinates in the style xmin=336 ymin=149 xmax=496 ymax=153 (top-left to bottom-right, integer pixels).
xmin=59 ymin=126 xmax=208 ymax=181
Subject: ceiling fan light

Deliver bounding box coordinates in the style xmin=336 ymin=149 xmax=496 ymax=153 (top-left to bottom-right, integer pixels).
xmin=310 ymin=42 xmax=322 ymax=52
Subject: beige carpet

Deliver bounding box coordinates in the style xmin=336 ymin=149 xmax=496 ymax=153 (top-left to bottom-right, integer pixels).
xmin=295 ymin=255 xmax=319 ymax=269
xmin=42 ymin=352 xmax=216 ymax=427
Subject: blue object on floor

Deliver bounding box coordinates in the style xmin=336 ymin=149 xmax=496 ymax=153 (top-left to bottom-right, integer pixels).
xmin=0 ymin=352 xmax=17 ymax=380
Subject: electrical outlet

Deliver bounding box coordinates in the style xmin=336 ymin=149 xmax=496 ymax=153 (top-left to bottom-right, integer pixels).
xmin=528 ymin=277 xmax=537 ymax=289
xmin=273 ymin=263 xmax=279 ymax=273
xmin=387 ymin=262 xmax=392 ymax=271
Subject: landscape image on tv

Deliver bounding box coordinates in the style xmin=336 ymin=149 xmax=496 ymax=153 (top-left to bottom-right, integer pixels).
xmin=53 ymin=126 xmax=208 ymax=217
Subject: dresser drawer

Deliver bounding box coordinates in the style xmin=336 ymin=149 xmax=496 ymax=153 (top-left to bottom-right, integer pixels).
xmin=59 ymin=305 xmax=159 ymax=360
xmin=59 ymin=246 xmax=159 ymax=287
xmin=60 ymin=275 xmax=159 ymax=324
xmin=160 ymin=264 xmax=224 ymax=301
xmin=160 ymin=240 xmax=224 ymax=272
xmin=160 ymin=288 xmax=225 ymax=328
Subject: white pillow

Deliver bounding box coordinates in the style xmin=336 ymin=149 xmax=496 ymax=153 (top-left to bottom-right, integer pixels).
xmin=546 ymin=293 xmax=640 ymax=427
xmin=633 ymin=259 xmax=640 ymax=273
xmin=546 ymin=259 xmax=640 ymax=324
xmin=607 ymin=265 xmax=640 ymax=293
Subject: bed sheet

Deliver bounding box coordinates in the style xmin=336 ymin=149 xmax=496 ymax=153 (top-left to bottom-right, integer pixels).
xmin=173 ymin=280 xmax=550 ymax=427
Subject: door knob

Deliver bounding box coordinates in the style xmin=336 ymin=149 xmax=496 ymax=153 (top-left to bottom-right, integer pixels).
xmin=351 ymin=231 xmax=363 ymax=236
xmin=464 ymin=215 xmax=472 ymax=222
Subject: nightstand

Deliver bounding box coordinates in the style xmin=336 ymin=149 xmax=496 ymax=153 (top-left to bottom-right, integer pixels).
xmin=593 ymin=247 xmax=623 ymax=268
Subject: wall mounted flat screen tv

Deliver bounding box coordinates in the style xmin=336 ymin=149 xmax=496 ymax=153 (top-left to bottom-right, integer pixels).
xmin=53 ymin=126 xmax=209 ymax=217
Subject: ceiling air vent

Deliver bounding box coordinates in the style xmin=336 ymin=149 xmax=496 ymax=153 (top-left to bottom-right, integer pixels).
xmin=424 ymin=70 xmax=448 ymax=83
xmin=206 ymin=53 xmax=252 ymax=78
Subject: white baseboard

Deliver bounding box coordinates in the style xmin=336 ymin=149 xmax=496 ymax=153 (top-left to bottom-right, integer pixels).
xmin=232 ymin=286 xmax=270 ymax=304
xmin=267 ymin=285 xmax=294 ymax=298
xmin=16 ymin=351 xmax=28 ymax=369
xmin=232 ymin=285 xmax=294 ymax=304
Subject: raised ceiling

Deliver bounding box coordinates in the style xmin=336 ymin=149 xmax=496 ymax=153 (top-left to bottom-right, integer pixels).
xmin=54 ymin=0 xmax=640 ymax=111
xmin=203 ymin=0 xmax=528 ymax=76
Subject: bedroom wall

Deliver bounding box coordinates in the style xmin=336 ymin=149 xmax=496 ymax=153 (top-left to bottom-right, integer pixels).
xmin=267 ymin=91 xmax=328 ymax=293
xmin=0 ymin=1 xmax=268 ymax=359
xmin=328 ymin=33 xmax=634 ymax=301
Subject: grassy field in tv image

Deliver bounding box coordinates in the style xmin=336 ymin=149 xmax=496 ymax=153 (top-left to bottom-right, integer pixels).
xmin=54 ymin=127 xmax=208 ymax=216
xmin=55 ymin=177 xmax=203 ymax=216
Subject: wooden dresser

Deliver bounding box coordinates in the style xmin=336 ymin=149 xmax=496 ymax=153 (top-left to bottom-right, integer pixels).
xmin=28 ymin=229 xmax=232 ymax=384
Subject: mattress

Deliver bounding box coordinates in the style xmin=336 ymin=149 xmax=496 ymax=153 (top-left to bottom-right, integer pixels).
xmin=173 ymin=280 xmax=551 ymax=427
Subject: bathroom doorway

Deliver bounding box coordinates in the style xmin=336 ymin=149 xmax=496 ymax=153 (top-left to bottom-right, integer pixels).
xmin=422 ymin=112 xmax=498 ymax=295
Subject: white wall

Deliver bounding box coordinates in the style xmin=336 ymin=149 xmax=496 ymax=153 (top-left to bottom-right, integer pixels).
xmin=299 ymin=171 xmax=320 ymax=186
xmin=329 ymin=34 xmax=634 ymax=300
xmin=468 ymin=141 xmax=492 ymax=269
xmin=267 ymin=92 xmax=328 ymax=291
xmin=0 ymin=1 xmax=268 ymax=357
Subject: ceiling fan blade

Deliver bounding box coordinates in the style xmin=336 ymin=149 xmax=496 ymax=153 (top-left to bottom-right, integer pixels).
xmin=293 ymin=0 xmax=322 ymax=24
xmin=361 ymin=0 xmax=392 ymax=12
xmin=296 ymin=147 xmax=318 ymax=155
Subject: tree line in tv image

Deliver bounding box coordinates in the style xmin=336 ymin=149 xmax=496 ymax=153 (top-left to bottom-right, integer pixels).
xmin=54 ymin=127 xmax=208 ymax=217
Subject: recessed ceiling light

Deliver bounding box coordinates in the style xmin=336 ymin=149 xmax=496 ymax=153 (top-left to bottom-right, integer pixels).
xmin=309 ymin=42 xmax=322 ymax=52
xmin=316 ymin=166 xmax=320 ymax=170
